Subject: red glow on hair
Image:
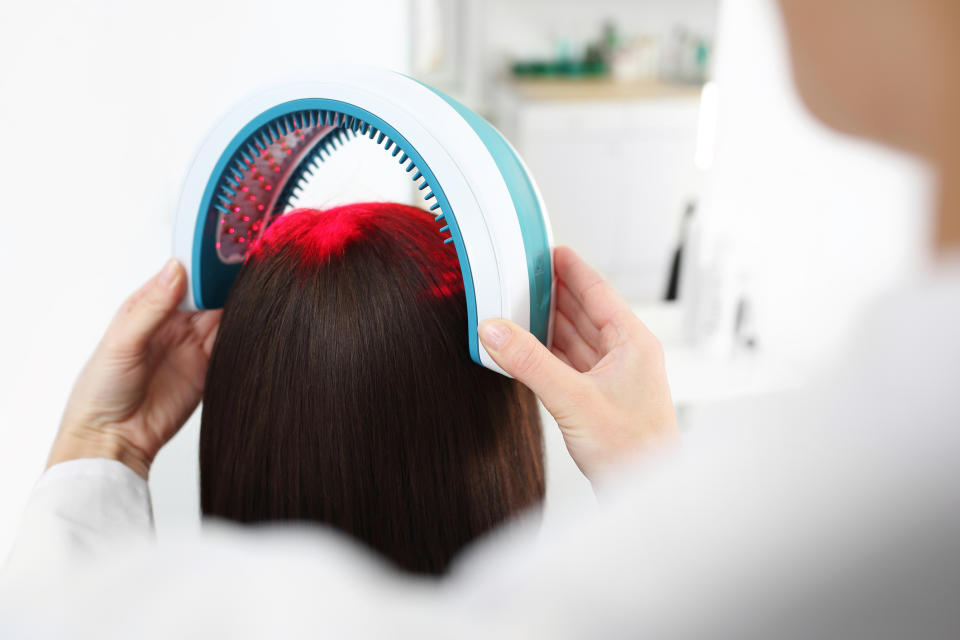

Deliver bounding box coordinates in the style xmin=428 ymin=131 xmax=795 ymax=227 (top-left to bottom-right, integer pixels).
xmin=247 ymin=203 xmax=463 ymax=300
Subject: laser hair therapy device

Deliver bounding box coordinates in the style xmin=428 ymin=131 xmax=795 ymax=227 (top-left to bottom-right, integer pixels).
xmin=174 ymin=66 xmax=554 ymax=375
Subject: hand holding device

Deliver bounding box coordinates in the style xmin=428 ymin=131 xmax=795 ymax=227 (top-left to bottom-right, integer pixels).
xmin=47 ymin=260 xmax=220 ymax=479
xmin=479 ymin=247 xmax=679 ymax=485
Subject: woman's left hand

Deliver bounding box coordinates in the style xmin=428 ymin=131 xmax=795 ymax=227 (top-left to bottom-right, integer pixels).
xmin=47 ymin=259 xmax=221 ymax=479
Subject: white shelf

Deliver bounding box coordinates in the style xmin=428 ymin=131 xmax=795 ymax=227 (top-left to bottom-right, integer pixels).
xmin=505 ymin=78 xmax=704 ymax=103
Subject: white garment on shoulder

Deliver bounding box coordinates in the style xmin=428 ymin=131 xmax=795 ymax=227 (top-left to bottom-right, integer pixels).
xmin=3 ymin=458 xmax=153 ymax=580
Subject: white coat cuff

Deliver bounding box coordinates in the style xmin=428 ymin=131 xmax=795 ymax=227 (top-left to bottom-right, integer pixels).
xmin=2 ymin=458 xmax=154 ymax=581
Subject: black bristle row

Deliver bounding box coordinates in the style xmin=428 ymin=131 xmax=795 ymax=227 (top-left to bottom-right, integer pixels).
xmin=216 ymin=108 xmax=455 ymax=251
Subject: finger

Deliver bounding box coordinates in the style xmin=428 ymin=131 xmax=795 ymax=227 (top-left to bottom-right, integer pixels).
xmin=479 ymin=318 xmax=585 ymax=416
xmin=553 ymin=311 xmax=600 ymax=373
xmin=556 ymin=280 xmax=603 ymax=352
xmin=203 ymin=321 xmax=220 ymax=357
xmin=107 ymin=259 xmax=186 ymax=355
xmin=554 ymin=246 xmax=631 ymax=329
xmin=203 ymin=327 xmax=218 ymax=357
xmin=191 ymin=309 xmax=221 ymax=356
xmin=552 ymin=346 xmax=574 ymax=368
xmin=191 ymin=309 xmax=222 ymax=340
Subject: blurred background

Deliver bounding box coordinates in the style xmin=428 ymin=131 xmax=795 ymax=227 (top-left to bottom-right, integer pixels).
xmin=0 ymin=0 xmax=933 ymax=558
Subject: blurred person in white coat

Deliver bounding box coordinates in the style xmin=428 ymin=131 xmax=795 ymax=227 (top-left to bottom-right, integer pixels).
xmin=2 ymin=0 xmax=959 ymax=637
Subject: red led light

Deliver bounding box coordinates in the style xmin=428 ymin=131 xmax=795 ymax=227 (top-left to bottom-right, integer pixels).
xmin=242 ymin=216 xmax=250 ymax=222
xmin=248 ymin=194 xmax=256 ymax=201
xmin=227 ymin=227 xmax=235 ymax=234
xmin=273 ymin=165 xmax=280 ymax=172
xmin=245 ymin=205 xmax=464 ymax=301
xmin=264 ymin=184 xmax=272 ymax=190
xmin=286 ymin=149 xmax=293 ymax=154
xmin=237 ymin=236 xmax=245 ymax=243
xmin=215 ymin=242 xmax=221 ymax=249
xmin=257 ymin=204 xmax=265 ymax=211
xmin=233 ymin=207 xmax=241 ymax=213
xmin=241 ymin=186 xmax=249 ymax=192
xmin=257 ymin=176 xmax=265 ymax=182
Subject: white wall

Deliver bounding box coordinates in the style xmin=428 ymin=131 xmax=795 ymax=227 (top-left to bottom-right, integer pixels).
xmin=0 ymin=0 xmax=412 ymax=558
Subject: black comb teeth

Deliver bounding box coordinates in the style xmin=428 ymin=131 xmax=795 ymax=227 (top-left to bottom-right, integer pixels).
xmin=277 ymin=110 xmax=451 ymax=238
xmin=211 ymin=108 xmax=454 ymax=264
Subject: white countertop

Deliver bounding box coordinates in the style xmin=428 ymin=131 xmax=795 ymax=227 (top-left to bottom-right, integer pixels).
xmin=631 ymin=302 xmax=802 ymax=407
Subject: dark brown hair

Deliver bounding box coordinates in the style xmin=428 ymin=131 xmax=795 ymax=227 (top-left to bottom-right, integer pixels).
xmin=200 ymin=203 xmax=544 ymax=574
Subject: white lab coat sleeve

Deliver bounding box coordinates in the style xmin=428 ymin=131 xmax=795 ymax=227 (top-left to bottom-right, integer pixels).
xmin=2 ymin=458 xmax=154 ymax=580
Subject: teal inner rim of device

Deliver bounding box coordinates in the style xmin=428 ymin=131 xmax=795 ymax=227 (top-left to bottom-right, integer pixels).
xmin=193 ymin=97 xmax=481 ymax=362
xmin=193 ymin=93 xmax=551 ymax=365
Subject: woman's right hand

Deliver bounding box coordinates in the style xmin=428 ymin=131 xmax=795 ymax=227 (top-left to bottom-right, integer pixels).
xmin=479 ymin=246 xmax=679 ymax=485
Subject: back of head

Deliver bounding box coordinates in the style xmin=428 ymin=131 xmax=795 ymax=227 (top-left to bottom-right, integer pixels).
xmin=200 ymin=203 xmax=544 ymax=574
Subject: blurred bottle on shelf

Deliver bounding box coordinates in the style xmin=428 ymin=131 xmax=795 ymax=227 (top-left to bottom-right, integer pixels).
xmin=511 ymin=21 xmax=710 ymax=85
xmin=661 ymin=25 xmax=712 ymax=84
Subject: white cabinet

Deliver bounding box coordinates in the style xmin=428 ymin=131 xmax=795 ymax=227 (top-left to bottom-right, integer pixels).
xmin=494 ymin=84 xmax=702 ymax=302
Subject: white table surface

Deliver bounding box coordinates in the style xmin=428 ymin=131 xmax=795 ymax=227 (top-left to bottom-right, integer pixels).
xmin=632 ymin=302 xmax=802 ymax=407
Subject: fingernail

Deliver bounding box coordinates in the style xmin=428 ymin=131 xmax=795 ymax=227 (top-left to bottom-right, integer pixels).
xmin=158 ymin=258 xmax=179 ymax=288
xmin=480 ymin=320 xmax=511 ymax=350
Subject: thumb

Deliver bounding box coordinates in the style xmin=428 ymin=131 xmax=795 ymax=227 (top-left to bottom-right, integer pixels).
xmin=108 ymin=259 xmax=186 ymax=354
xmin=479 ymin=319 xmax=582 ymax=415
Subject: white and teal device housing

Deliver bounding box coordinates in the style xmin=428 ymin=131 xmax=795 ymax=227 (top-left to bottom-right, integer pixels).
xmin=173 ymin=66 xmax=555 ymax=375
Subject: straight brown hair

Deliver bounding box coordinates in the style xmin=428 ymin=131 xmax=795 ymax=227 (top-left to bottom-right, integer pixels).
xmin=200 ymin=203 xmax=544 ymax=574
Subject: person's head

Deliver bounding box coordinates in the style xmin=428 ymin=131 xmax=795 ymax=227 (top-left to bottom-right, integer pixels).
xmin=199 ymin=203 xmax=545 ymax=575
xmin=777 ymin=0 xmax=960 ymax=158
